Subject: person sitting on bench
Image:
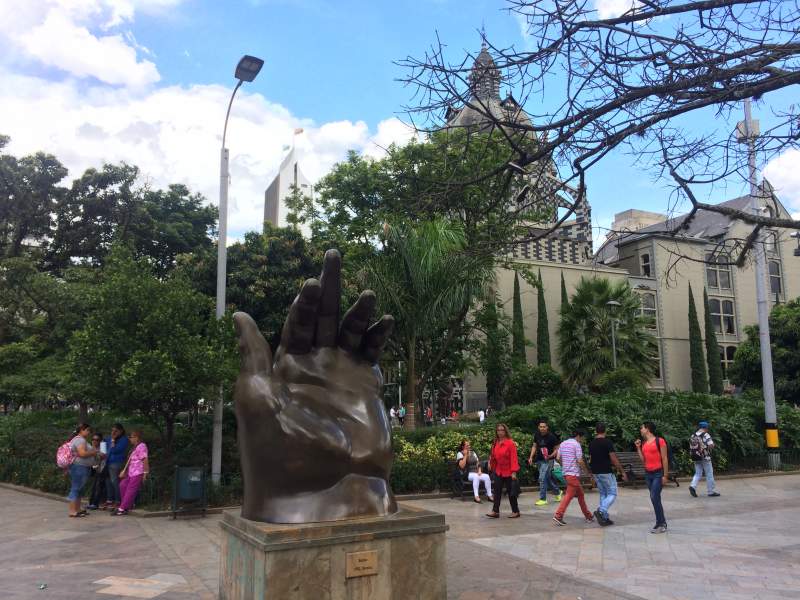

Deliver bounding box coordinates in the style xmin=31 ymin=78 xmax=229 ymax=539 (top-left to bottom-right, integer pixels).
xmin=457 ymin=439 xmax=493 ymax=503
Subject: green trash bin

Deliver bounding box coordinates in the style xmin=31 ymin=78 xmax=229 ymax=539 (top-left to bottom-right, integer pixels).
xmin=172 ymin=466 xmax=207 ymax=519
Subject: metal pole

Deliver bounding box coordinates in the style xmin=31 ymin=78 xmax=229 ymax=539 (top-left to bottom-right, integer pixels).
xmin=611 ymin=319 xmax=617 ymax=370
xmin=211 ymin=81 xmax=243 ymax=485
xmin=742 ymin=98 xmax=780 ymax=470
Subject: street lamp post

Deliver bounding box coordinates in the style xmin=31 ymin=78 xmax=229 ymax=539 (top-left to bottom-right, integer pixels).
xmin=738 ymin=98 xmax=780 ymax=470
xmin=212 ymin=55 xmax=264 ymax=486
xmin=606 ymin=300 xmax=621 ymax=370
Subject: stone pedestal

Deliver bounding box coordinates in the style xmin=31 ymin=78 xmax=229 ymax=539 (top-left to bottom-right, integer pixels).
xmin=219 ymin=504 xmax=447 ymax=600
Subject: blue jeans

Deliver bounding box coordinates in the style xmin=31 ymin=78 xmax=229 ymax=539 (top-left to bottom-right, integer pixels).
xmin=536 ymin=460 xmax=560 ymax=500
xmin=645 ymin=470 xmax=666 ymax=526
xmin=690 ymin=459 xmax=716 ymax=493
xmin=106 ymin=462 xmax=123 ymax=503
xmin=68 ymin=464 xmax=91 ymax=501
xmin=593 ymin=473 xmax=617 ymax=518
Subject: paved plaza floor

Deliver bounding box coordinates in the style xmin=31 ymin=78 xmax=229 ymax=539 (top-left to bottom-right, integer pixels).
xmin=1 ymin=473 xmax=799 ymax=599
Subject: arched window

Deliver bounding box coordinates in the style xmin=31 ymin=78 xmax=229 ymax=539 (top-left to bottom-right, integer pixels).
xmin=719 ymin=345 xmax=737 ymax=378
xmin=709 ymin=298 xmax=736 ymax=335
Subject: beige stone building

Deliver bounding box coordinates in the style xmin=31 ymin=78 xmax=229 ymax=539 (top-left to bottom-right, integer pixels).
xmin=465 ymin=185 xmax=798 ymax=409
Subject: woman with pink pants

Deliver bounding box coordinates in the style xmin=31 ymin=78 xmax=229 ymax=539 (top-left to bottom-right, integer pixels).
xmin=112 ymin=430 xmax=149 ymax=516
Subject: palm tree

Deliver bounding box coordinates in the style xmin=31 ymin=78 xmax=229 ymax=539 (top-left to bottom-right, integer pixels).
xmin=558 ymin=277 xmax=657 ymax=389
xmin=363 ymin=218 xmax=494 ymax=428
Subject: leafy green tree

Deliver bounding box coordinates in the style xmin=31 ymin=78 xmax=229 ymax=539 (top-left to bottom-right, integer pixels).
xmin=363 ymin=219 xmax=494 ymax=427
xmin=69 ymin=248 xmax=235 ymax=449
xmin=704 ymin=288 xmax=724 ymax=395
xmin=48 ymin=164 xmax=216 ymax=274
xmin=505 ymin=364 xmax=563 ymax=406
xmin=730 ymin=298 xmax=800 ymax=405
xmin=476 ymin=295 xmax=511 ymax=410
xmin=178 ymin=224 xmax=321 ymax=349
xmin=688 ymin=284 xmax=709 ymax=393
xmin=560 ymin=272 xmax=569 ymax=314
xmin=536 ymin=269 xmax=551 ymax=365
xmin=557 ymin=277 xmax=657 ymax=389
xmin=511 ymin=272 xmax=526 ymax=369
xmin=0 ymin=138 xmax=67 ymax=258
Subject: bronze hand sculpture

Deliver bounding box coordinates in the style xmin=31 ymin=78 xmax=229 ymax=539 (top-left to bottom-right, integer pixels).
xmin=232 ymin=249 xmax=398 ymax=523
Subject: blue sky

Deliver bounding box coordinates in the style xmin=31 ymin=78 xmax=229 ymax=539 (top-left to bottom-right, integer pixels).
xmin=0 ymin=0 xmax=797 ymax=242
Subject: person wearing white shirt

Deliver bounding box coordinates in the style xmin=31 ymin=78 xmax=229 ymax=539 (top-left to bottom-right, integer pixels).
xmin=457 ymin=439 xmax=493 ymax=503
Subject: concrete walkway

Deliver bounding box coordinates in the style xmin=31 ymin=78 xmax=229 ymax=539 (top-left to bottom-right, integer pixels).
xmin=1 ymin=473 xmax=798 ymax=599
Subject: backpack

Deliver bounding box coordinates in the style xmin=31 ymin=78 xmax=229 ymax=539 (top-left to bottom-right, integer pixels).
xmin=56 ymin=437 xmax=76 ymax=470
xmin=689 ymin=432 xmax=707 ymax=461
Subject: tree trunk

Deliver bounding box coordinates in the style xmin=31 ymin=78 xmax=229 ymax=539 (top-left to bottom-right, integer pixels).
xmin=78 ymin=400 xmax=89 ymax=424
xmin=404 ymin=338 xmax=417 ymax=430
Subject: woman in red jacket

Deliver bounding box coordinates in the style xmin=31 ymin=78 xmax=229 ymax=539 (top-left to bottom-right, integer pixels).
xmin=486 ymin=423 xmax=521 ymax=518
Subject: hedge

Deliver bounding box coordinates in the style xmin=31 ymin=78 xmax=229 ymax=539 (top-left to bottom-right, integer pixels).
xmin=2 ymin=389 xmax=799 ymax=503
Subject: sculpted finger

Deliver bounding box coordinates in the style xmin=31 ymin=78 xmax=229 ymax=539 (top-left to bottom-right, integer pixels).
xmin=338 ymin=290 xmax=376 ymax=353
xmin=360 ymin=315 xmax=394 ymax=363
xmin=280 ymin=278 xmax=322 ymax=355
xmin=315 ymin=249 xmax=341 ymax=347
xmin=233 ymin=312 xmax=272 ymax=376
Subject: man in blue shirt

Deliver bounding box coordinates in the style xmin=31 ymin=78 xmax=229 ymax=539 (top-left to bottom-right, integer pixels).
xmin=104 ymin=423 xmax=129 ymax=509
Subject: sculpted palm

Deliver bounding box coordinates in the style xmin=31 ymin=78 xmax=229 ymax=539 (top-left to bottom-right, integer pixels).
xmin=233 ymin=249 xmax=397 ymax=523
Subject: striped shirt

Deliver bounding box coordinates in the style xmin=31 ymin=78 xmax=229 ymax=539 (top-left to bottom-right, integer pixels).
xmin=558 ymin=438 xmax=583 ymax=476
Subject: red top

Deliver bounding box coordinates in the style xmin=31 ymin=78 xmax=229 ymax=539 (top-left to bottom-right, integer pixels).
xmin=642 ymin=437 xmax=666 ymax=472
xmin=489 ymin=438 xmax=520 ymax=477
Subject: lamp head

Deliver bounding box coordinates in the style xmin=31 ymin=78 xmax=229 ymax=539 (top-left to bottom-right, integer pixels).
xmin=235 ymin=55 xmax=264 ymax=82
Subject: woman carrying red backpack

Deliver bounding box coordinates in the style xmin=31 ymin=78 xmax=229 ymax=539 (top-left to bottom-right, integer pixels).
xmin=65 ymin=423 xmax=104 ymax=518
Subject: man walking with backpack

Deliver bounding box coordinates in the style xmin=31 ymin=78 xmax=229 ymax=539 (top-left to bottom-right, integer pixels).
xmin=689 ymin=420 xmax=719 ymax=498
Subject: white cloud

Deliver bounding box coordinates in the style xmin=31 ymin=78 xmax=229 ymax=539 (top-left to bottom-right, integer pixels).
xmin=0 ymin=0 xmax=178 ymax=88
xmin=594 ymin=0 xmax=641 ymax=19
xmin=764 ymin=148 xmax=800 ymax=215
xmin=0 ymin=69 xmax=415 ymax=240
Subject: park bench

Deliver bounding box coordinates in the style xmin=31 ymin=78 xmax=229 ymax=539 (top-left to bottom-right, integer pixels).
xmin=616 ymin=451 xmax=680 ymax=487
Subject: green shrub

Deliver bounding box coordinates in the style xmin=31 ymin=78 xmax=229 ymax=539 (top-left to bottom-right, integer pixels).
xmin=505 ymin=364 xmax=563 ymax=406
xmin=596 ymin=368 xmax=647 ymax=394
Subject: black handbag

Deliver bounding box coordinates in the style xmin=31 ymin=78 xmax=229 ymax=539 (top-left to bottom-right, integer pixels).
xmin=510 ymin=477 xmax=522 ymax=498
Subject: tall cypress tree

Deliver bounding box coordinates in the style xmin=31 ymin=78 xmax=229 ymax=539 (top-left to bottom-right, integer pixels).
xmin=688 ymin=284 xmax=709 ymax=392
xmin=485 ymin=299 xmax=504 ymax=408
xmin=560 ymin=271 xmax=569 ymax=314
xmin=537 ymin=269 xmax=551 ymax=365
xmin=511 ymin=272 xmax=526 ymax=369
xmin=703 ymin=287 xmax=724 ymax=394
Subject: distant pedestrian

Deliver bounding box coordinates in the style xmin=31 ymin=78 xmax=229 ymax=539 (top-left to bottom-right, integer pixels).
xmin=389 ymin=406 xmax=397 ymax=427
xmin=689 ymin=421 xmax=719 ymax=498
xmin=588 ymin=423 xmax=628 ymax=526
xmin=113 ymin=430 xmax=149 ymax=516
xmin=87 ymin=432 xmax=108 ymax=510
xmin=425 ymin=406 xmax=433 ymax=427
xmin=552 ymin=430 xmax=594 ymax=526
xmin=103 ymin=423 xmax=128 ymax=510
xmin=398 ymin=405 xmax=406 ymax=426
xmin=66 ymin=423 xmax=103 ymax=518
xmin=486 ymin=423 xmax=520 ymax=519
xmin=635 ymin=422 xmax=669 ymax=534
xmin=528 ymin=420 xmax=562 ymax=506
xmin=456 ymin=439 xmax=493 ymax=503
xmin=478 ymin=408 xmax=485 ymax=423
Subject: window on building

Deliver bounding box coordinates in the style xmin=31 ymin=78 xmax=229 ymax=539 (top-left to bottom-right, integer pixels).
xmin=705 ymin=253 xmax=731 ymax=290
xmin=764 ymin=231 xmax=778 ymax=255
xmin=653 ymin=342 xmax=662 ymax=380
xmin=639 ymin=293 xmax=657 ymax=329
xmin=769 ymin=260 xmax=782 ymax=296
xmin=640 ymin=253 xmax=652 ymax=277
xmin=719 ymin=345 xmax=737 ymax=379
xmin=709 ymin=298 xmax=736 ymax=335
